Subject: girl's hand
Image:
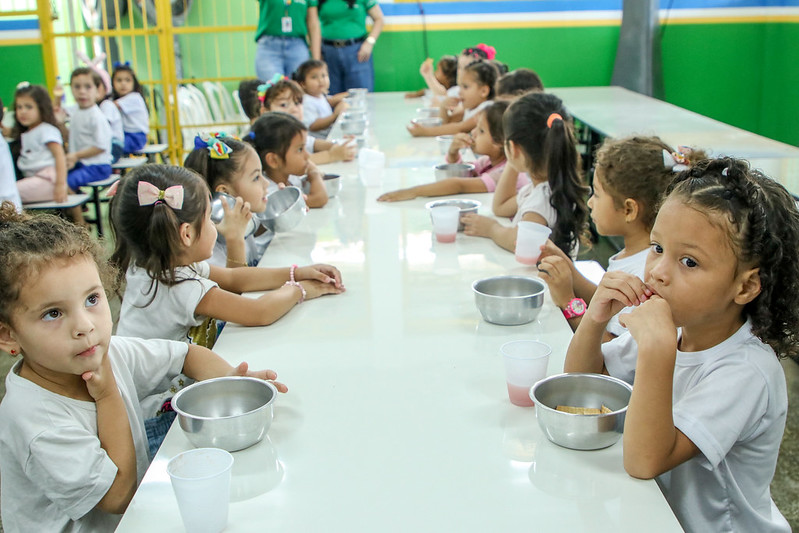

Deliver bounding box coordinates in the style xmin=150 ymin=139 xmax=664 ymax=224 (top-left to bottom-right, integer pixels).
xmin=216 ymin=196 xmax=252 ymax=241
xmin=330 ymin=137 xmax=357 ymax=162
xmin=305 ymin=160 xmax=323 ymax=181
xmin=586 ymin=271 xmax=652 ymax=324
xmin=618 ymin=295 xmax=678 ymax=351
xmin=419 ymin=57 xmax=434 ymax=76
xmin=299 ymin=278 xmax=346 ymax=300
xmin=377 ymin=189 xmax=416 ymax=202
xmin=66 ymin=153 xmax=78 ymax=169
xmin=227 ymin=362 xmax=288 ymax=393
xmin=296 ymin=263 xmax=344 ymax=289
xmin=81 ymin=351 xmax=118 ymax=401
xmin=447 ymin=133 xmax=472 ymax=162
xmin=53 ymin=181 xmax=68 ymax=204
xmin=357 ymin=41 xmax=374 ymax=62
xmin=461 ymin=213 xmax=498 ymax=238
xmin=407 ymin=123 xmax=428 ymax=137
xmin=333 ymin=100 xmax=349 ymax=117
xmin=537 ymin=255 xmax=575 ymax=309
xmin=539 ymin=239 xmax=571 ymax=263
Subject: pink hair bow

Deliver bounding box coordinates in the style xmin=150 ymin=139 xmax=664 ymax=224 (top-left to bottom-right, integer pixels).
xmin=76 ymin=51 xmax=112 ymax=93
xmin=476 ymin=43 xmax=496 ymax=60
xmin=137 ymin=181 xmax=184 ymax=209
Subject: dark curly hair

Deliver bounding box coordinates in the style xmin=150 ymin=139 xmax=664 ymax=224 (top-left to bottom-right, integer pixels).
xmin=462 ymin=60 xmax=498 ymax=101
xmin=436 ymin=55 xmax=457 ymax=89
xmin=10 ymin=84 xmax=59 ymax=140
xmin=238 ymin=79 xmax=264 ymax=120
xmin=666 ymin=157 xmax=799 ymax=358
xmin=504 ymin=92 xmax=589 ymax=256
xmin=496 ymin=68 xmax=544 ymax=98
xmin=0 ymin=202 xmax=116 ymax=326
xmin=595 ymin=136 xmax=706 ymax=230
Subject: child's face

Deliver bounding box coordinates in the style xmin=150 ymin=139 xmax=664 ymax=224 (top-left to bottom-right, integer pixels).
xmin=14 ymin=95 xmax=41 ymax=128
xmin=458 ymin=70 xmax=488 ymax=111
xmin=226 ymin=148 xmax=269 ymax=213
xmin=1 ymin=258 xmax=112 ymax=380
xmin=645 ymin=198 xmax=746 ymax=331
xmin=280 ymin=131 xmax=310 ymax=176
xmin=301 ymin=67 xmax=330 ymax=97
xmin=71 ymin=74 xmax=98 ymax=109
xmin=268 ymin=90 xmax=302 ymax=121
xmin=456 ymin=53 xmax=475 ymax=83
xmin=113 ymin=70 xmax=135 ymax=97
xmin=587 ymin=171 xmax=626 ymax=237
xmin=190 ymin=201 xmax=219 ymax=263
xmin=470 ymin=113 xmax=498 ymax=157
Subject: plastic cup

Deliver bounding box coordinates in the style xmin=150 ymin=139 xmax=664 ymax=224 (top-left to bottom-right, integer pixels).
xmin=430 ymin=205 xmax=460 ymax=243
xmin=359 ymin=148 xmax=385 ymax=187
xmin=501 ymin=340 xmax=551 ymax=407
xmin=515 ymin=221 xmax=552 ymax=265
xmin=167 ymin=448 xmax=234 ymax=533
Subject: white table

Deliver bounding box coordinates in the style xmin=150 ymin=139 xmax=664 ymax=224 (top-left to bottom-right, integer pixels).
xmin=552 ymin=86 xmax=799 ymax=195
xmin=116 ymin=93 xmax=682 ymax=533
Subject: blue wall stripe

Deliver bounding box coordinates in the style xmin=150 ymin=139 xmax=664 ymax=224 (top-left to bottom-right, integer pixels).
xmin=0 ymin=20 xmax=39 ymax=31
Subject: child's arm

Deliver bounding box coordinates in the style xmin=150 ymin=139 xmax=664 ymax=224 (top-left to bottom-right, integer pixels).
xmin=617 ymin=297 xmax=700 ymax=479
xmin=492 ymin=165 xmax=521 ymax=217
xmin=65 ymin=146 xmax=104 ymax=170
xmin=327 ymin=92 xmax=349 ymax=106
xmin=407 ymin=115 xmax=479 ymax=138
xmin=181 ymin=344 xmax=289 ymax=392
xmin=539 ymin=240 xmax=599 ymax=303
xmin=405 ymin=88 xmax=427 ymax=99
xmin=377 ymin=177 xmax=488 ymax=202
xmin=215 ymin=197 xmax=253 ymax=268
xmin=308 ymin=99 xmax=348 ymax=132
xmin=309 ymin=138 xmax=356 ymax=165
xmin=302 ymin=162 xmax=329 ymax=207
xmin=83 ymin=353 xmax=137 ymax=514
xmin=47 ymin=142 xmax=68 ymax=203
xmin=419 ymin=59 xmax=447 ymax=96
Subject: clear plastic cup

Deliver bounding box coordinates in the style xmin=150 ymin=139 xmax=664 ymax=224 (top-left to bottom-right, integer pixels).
xmin=167 ymin=448 xmax=234 ymax=533
xmin=359 ymin=148 xmax=385 ymax=187
xmin=501 ymin=340 xmax=551 ymax=407
xmin=430 ymin=205 xmax=460 ymax=243
xmin=515 ymin=221 xmax=552 ymax=265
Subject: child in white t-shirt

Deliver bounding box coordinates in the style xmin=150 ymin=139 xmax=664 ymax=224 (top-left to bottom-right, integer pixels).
xmin=0 ymin=203 xmax=287 ymax=533
xmin=0 ymin=99 xmax=22 ymax=210
xmin=538 ymin=137 xmax=704 ymax=336
xmin=90 ymin=69 xmax=124 ymax=163
xmin=10 ymin=83 xmax=67 ymax=204
xmin=295 ymin=59 xmax=348 ymax=139
xmin=111 ymin=63 xmax=149 ymax=154
xmin=564 ymin=157 xmax=797 ymax=533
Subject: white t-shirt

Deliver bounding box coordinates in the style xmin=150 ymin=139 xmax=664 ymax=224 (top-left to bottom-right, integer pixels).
xmin=602 ymin=321 xmax=789 ymax=533
xmin=513 ymin=181 xmax=556 ymax=226
xmin=266 ymin=174 xmax=304 ymax=195
xmin=446 ymin=85 xmax=460 ymax=98
xmin=68 ymin=106 xmax=112 ymax=166
xmin=99 ymin=99 xmax=124 ymax=146
xmin=302 ymin=94 xmax=333 ymax=138
xmin=0 ymin=336 xmax=188 ymax=533
xmin=115 ymin=92 xmax=149 ymax=134
xmin=17 ymin=122 xmax=62 ymax=174
xmin=605 ymin=248 xmax=649 ymax=337
xmin=463 ymin=99 xmax=492 ymax=121
xmin=0 ymin=136 xmax=21 ymax=210
xmin=117 ymin=262 xmax=219 ymax=348
xmin=305 ymin=134 xmax=316 ymax=153
xmin=210 ymin=229 xmax=274 ymax=268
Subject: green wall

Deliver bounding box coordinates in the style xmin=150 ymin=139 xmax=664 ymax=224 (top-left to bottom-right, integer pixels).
xmin=0 ymin=45 xmax=46 ymax=109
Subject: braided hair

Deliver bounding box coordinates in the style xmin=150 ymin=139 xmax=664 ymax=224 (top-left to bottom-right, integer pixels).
xmin=666 ymin=157 xmax=799 ymax=357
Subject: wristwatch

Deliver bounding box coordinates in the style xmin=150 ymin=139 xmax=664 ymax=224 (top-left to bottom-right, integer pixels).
xmin=366 ymin=36 xmax=377 ymax=45
xmin=562 ymin=297 xmax=586 ymax=319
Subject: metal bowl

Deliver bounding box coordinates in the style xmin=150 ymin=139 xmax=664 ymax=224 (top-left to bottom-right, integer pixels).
xmin=416 ymin=107 xmax=440 ymax=118
xmin=531 ymin=373 xmax=633 ymax=450
xmin=341 ymin=118 xmax=367 ymax=136
xmin=344 ymin=97 xmax=366 ymax=113
xmin=425 ymin=198 xmax=481 ymax=231
xmin=472 ymin=276 xmax=545 ymax=325
xmin=434 ymin=163 xmax=475 ymax=181
xmin=172 ymin=377 xmax=278 ymax=452
xmin=436 ymin=135 xmax=454 ymax=155
xmin=342 ymin=110 xmax=367 ymax=122
xmin=323 ymin=173 xmax=342 ymax=198
xmin=255 ymin=186 xmax=306 ymax=232
xmin=210 ymin=192 xmax=258 ymax=238
xmin=411 ymin=117 xmax=443 ymax=128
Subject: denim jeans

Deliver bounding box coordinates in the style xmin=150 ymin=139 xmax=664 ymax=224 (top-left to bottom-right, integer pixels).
xmin=322 ymin=41 xmax=374 ymax=95
xmin=255 ymin=35 xmax=310 ymax=81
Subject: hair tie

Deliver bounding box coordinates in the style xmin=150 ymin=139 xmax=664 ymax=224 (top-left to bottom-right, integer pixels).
xmin=137 ymin=181 xmax=184 ymax=209
xmin=722 ymin=167 xmax=729 ymax=177
xmin=195 ymin=133 xmax=234 ymax=159
xmin=257 ymin=74 xmax=288 ymax=102
xmin=112 ymin=60 xmax=131 ymax=69
xmin=546 ymin=113 xmax=563 ymax=129
xmin=16 ymin=81 xmax=30 ymax=90
xmin=662 ymin=149 xmax=690 ymax=173
xmin=247 ymin=131 xmax=256 ymax=140
xmin=476 ymin=43 xmax=496 ymax=60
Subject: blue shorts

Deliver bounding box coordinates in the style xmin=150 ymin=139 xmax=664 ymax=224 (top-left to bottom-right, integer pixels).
xmin=124 ymin=131 xmax=147 ymax=154
xmin=144 ymin=409 xmax=177 ymax=458
xmin=67 ymin=162 xmax=112 ymax=190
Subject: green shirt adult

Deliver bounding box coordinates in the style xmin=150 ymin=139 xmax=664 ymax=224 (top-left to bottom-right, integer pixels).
xmin=318 ymin=0 xmax=377 ymax=41
xmin=255 ymin=0 xmax=319 ymax=40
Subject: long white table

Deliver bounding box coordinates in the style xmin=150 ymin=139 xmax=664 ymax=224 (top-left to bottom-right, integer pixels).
xmin=552 ymin=86 xmax=799 ymax=196
xmin=116 ymin=93 xmax=683 ymax=532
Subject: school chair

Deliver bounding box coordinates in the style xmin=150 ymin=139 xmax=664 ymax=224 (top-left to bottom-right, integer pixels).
xmin=23 ymin=193 xmax=90 ymax=212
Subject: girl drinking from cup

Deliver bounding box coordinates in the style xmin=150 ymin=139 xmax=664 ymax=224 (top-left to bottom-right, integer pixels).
xmin=0 ymin=203 xmax=286 ymax=532
xmin=565 ymin=157 xmax=799 ymax=533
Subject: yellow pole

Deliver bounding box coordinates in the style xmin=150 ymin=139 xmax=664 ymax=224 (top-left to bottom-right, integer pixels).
xmin=156 ymin=0 xmax=179 ymax=163
xmin=37 ymin=0 xmax=58 ymax=89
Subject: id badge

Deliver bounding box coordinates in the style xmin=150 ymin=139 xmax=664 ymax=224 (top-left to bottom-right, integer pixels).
xmin=281 ymin=16 xmax=292 ymax=33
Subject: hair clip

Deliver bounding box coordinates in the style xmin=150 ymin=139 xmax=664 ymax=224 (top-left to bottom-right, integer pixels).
xmin=16 ymin=81 xmax=30 ymax=90
xmin=722 ymin=167 xmax=729 ymax=177
xmin=137 ymin=181 xmax=184 ymax=209
xmin=476 ymin=43 xmax=496 ymax=60
xmin=247 ymin=131 xmax=255 ymax=140
xmin=662 ymin=149 xmax=690 ymax=173
xmin=546 ymin=113 xmax=563 ymax=129
xmin=105 ymin=180 xmax=120 ymax=198
xmin=195 ymin=133 xmax=233 ymax=160
xmin=112 ymin=60 xmax=131 ymax=69
xmin=257 ymin=74 xmax=288 ymax=102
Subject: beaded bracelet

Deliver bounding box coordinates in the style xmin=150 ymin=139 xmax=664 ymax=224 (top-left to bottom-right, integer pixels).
xmin=284 ymin=264 xmax=306 ymax=304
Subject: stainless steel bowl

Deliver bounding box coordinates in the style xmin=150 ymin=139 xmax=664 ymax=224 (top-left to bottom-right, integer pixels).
xmin=436 ymin=135 xmax=454 ymax=155
xmin=425 ymin=198 xmax=481 ymax=231
xmin=434 ymin=163 xmax=475 ymax=181
xmin=172 ymin=377 xmax=278 ymax=452
xmin=255 ymin=186 xmax=306 ymax=232
xmin=341 ymin=118 xmax=367 ymax=136
xmin=472 ymin=276 xmax=545 ymax=325
xmin=531 ymin=373 xmax=633 ymax=450
xmin=342 ymin=110 xmax=367 ymax=122
xmin=210 ymin=192 xmax=258 ymax=238
xmin=323 ymin=173 xmax=342 ymax=198
xmin=416 ymin=107 xmax=440 ymax=118
xmin=411 ymin=117 xmax=443 ymax=128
